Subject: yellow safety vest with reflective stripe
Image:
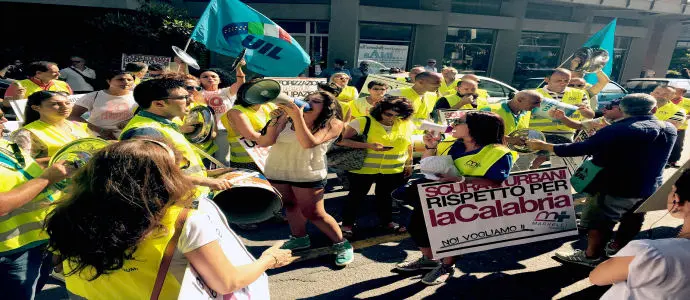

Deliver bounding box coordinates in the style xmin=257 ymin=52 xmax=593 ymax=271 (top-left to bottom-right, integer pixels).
xmin=0 ymin=140 xmax=59 ymax=255
xmin=439 ymin=79 xmax=460 ymax=96
xmin=121 ymin=113 xmax=209 ymax=196
xmin=65 ymin=205 xmax=189 ymax=300
xmin=399 ymin=87 xmax=438 ymax=121
xmin=676 ymin=97 xmax=690 ymax=130
xmin=349 ymin=97 xmax=375 ymax=119
xmin=350 ymin=117 xmax=414 ymax=174
xmin=18 ymin=79 xmax=71 ymax=98
xmin=485 ymin=102 xmax=531 ymax=135
xmin=444 ymin=94 xmax=489 ymax=110
xmin=453 ymin=144 xmax=516 ymax=177
xmin=23 ymin=120 xmax=92 ymax=157
xmin=222 ymin=103 xmax=276 ymax=164
xmin=337 ymin=86 xmax=358 ymax=103
xmin=531 ymin=88 xmax=588 ymax=133
xmin=655 ymin=101 xmax=686 ymax=125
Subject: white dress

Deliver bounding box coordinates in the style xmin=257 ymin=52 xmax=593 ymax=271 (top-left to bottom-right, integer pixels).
xmin=263 ymin=125 xmax=333 ymax=182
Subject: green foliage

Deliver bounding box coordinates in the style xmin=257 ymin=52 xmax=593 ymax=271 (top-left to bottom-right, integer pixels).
xmin=668 ymin=47 xmax=690 ymax=73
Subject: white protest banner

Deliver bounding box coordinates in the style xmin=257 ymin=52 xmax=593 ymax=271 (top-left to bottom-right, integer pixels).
xmin=266 ymin=77 xmax=326 ymax=98
xmin=360 ymin=74 xmax=413 ymax=97
xmin=358 ymin=43 xmax=409 ymax=70
xmin=239 ymin=137 xmax=270 ymax=172
xmin=121 ymin=53 xmax=171 ymax=70
xmin=417 ymin=167 xmax=578 ymax=259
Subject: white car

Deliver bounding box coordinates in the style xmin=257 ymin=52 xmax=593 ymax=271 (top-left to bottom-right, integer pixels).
xmin=380 ymin=73 xmax=518 ymax=103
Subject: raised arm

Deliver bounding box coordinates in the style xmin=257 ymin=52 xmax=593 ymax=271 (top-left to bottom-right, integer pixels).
xmin=588 ymin=71 xmax=610 ymax=96
xmin=257 ymin=108 xmax=288 ymax=147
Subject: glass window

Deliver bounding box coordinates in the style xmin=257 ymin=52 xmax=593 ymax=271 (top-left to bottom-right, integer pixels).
xmin=479 ymin=80 xmax=508 ymax=98
xmin=525 ymin=3 xmax=572 ymax=21
xmin=593 ymin=16 xmax=641 ymax=27
xmin=611 ymin=37 xmax=632 ymax=82
xmin=360 ymin=23 xmax=413 ymax=42
xmin=275 ymin=21 xmax=307 ymax=34
xmin=601 ymin=82 xmax=624 ymax=94
xmin=310 ymin=21 xmax=329 ymax=34
xmin=513 ymin=32 xmax=565 ymax=87
xmin=360 ymin=0 xmax=420 ymax=9
xmin=450 ymin=0 xmax=502 ymax=16
xmin=444 ymin=28 xmax=495 ymax=75
xmin=669 ymin=41 xmax=690 ymax=76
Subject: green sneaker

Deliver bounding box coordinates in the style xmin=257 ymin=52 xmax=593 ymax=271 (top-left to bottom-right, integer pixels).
xmin=281 ymin=235 xmax=311 ymax=250
xmin=333 ymin=240 xmax=354 ymax=266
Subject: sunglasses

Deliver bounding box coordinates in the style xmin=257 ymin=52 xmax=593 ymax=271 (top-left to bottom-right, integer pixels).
xmin=452 ymin=119 xmax=467 ymax=126
xmin=185 ymin=85 xmax=202 ymax=92
xmin=160 ymin=95 xmax=191 ymax=101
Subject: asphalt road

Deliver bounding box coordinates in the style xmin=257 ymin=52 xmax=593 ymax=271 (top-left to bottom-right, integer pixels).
xmin=39 ymin=137 xmax=689 ymax=300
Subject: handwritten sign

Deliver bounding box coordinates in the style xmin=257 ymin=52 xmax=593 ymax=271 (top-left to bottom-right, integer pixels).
xmin=265 ymin=77 xmax=326 ymax=98
xmin=120 ymin=53 xmax=171 ymax=70
xmin=417 ymin=167 xmax=578 ymax=259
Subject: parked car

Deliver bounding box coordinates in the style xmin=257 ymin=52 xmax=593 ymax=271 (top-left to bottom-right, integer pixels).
xmin=357 ymin=60 xmax=391 ymax=75
xmin=624 ymin=78 xmax=690 ymax=97
xmin=518 ymin=77 xmax=628 ymax=112
xmin=381 ymin=73 xmax=518 ymax=103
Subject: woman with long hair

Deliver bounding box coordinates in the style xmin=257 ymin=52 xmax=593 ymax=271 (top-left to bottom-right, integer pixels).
xmin=589 ymin=169 xmax=690 ymax=299
xmin=329 ymin=72 xmax=358 ymax=104
xmin=258 ymin=91 xmax=354 ymax=266
xmin=199 ymin=65 xmax=246 ymax=165
xmin=339 ymin=96 xmax=414 ymax=238
xmin=68 ymin=69 xmax=137 ymax=139
xmin=46 ymin=138 xmax=295 ymax=299
xmin=394 ymin=111 xmax=515 ymax=285
xmin=11 ymin=91 xmax=92 ymax=164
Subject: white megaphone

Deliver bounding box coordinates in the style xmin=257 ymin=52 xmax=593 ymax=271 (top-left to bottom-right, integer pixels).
xmin=418 ymin=120 xmax=452 ymax=136
xmin=532 ymin=98 xmax=578 ymax=120
xmin=240 ymin=79 xmax=312 ymax=111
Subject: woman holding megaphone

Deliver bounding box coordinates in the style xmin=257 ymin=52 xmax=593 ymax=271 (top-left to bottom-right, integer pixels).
xmin=258 ymin=91 xmax=355 ymax=267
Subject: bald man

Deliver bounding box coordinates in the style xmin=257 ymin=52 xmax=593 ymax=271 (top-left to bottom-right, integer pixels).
xmin=460 ymin=74 xmax=490 ymax=102
xmin=651 ymin=85 xmax=686 ymax=168
xmin=482 ymin=90 xmax=542 ymax=136
xmin=433 ymin=79 xmax=487 ymax=112
xmin=389 ymin=72 xmax=441 ymax=127
xmin=397 ymin=66 xmax=426 ymax=84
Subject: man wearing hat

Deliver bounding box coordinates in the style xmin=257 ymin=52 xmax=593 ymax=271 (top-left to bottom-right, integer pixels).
xmin=527 ymin=93 xmax=677 ymax=267
xmin=668 ymin=83 xmax=690 ymax=168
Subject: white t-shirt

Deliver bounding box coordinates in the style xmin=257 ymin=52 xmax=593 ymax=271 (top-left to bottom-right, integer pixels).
xmin=60 ymin=67 xmax=96 ymax=92
xmin=75 ymin=91 xmax=137 ymax=134
xmin=601 ymin=238 xmax=690 ymax=300
xmin=203 ymin=88 xmax=236 ymax=130
xmin=170 ymin=197 xmax=270 ymax=300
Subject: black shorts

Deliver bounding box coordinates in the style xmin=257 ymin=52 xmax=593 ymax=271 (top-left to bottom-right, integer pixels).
xmin=268 ymin=179 xmax=328 ymax=189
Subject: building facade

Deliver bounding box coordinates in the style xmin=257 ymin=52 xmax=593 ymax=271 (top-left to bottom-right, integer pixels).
xmin=4 ymin=0 xmax=689 ymax=86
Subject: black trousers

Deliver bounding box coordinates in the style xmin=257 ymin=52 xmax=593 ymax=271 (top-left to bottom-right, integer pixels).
xmin=341 ymin=172 xmax=405 ymax=227
xmin=670 ymin=129 xmax=686 ymax=164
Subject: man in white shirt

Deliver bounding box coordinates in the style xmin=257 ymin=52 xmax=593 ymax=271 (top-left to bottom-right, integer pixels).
xmin=60 ymin=56 xmax=97 ymax=94
xmin=424 ymin=59 xmax=438 ymax=73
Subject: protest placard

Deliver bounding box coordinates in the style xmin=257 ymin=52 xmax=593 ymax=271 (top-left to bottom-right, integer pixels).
xmin=239 ymin=137 xmax=270 ymax=172
xmin=417 ymin=167 xmax=578 ymax=259
xmin=266 ymin=77 xmax=326 ymax=98
xmin=360 ymin=74 xmax=413 ymax=97
xmin=358 ymin=44 xmax=409 ymax=70
xmin=121 ymin=53 xmax=171 ymax=70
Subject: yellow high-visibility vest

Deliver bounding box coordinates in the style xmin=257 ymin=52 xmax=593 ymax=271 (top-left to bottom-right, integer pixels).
xmin=222 ymin=103 xmax=276 ymax=164
xmin=23 ymin=120 xmax=92 ymax=157
xmin=531 ymin=88 xmax=588 ymax=133
xmin=439 ymin=79 xmax=460 ymax=96
xmin=0 ymin=140 xmax=60 ymax=255
xmin=453 ymin=144 xmax=516 ymax=177
xmin=444 ymin=94 xmax=489 ymax=110
xmin=65 ymin=205 xmax=190 ymax=299
xmin=655 ymin=101 xmax=686 ymax=126
xmin=484 ymin=102 xmax=531 ymax=134
xmin=399 ymin=87 xmax=438 ymax=121
xmin=17 ymin=79 xmax=71 ymax=98
xmin=676 ymin=97 xmax=690 ymax=130
xmin=350 ymin=117 xmax=414 ymax=174
xmin=337 ymin=86 xmax=358 ymax=103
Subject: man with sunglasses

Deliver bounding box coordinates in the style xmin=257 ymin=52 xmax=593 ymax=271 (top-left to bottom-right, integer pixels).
xmin=120 ymin=78 xmax=233 ymax=194
xmin=551 ymin=99 xmax=624 ymax=139
xmin=59 ymin=56 xmax=97 ymax=94
xmin=0 ymin=107 xmax=73 ymax=298
xmin=567 ymin=70 xmax=610 ymax=112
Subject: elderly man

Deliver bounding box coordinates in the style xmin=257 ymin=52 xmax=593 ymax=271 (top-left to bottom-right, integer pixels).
xmin=59 ymin=56 xmax=97 ymax=94
xmin=668 ymin=83 xmax=690 ymax=168
xmin=527 ymin=94 xmax=676 ymax=267
xmin=530 ymin=68 xmax=594 ymax=169
xmin=424 ymin=59 xmax=438 ymax=73
xmin=651 ymin=85 xmax=686 ymax=168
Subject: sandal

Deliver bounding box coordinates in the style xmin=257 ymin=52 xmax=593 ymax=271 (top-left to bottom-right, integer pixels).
xmin=382 ymin=222 xmax=407 ymax=234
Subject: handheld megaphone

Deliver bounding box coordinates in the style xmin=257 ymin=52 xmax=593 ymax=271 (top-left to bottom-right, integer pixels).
xmin=240 ymin=79 xmax=312 ymax=111
xmin=418 ymin=120 xmax=452 ymax=134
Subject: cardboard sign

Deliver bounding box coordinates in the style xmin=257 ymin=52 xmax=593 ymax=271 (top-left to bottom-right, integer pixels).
xmin=437 ymin=109 xmax=476 ymax=126
xmin=238 ymin=137 xmax=270 ymax=172
xmin=360 ymin=74 xmax=413 ymax=97
xmin=120 ymin=53 xmax=171 ymax=70
xmin=265 ymin=77 xmax=326 ymax=98
xmin=417 ymin=167 xmax=578 ymax=259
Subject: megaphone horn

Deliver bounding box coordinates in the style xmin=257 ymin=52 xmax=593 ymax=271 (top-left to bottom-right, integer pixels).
xmin=241 ymin=79 xmax=312 ymax=111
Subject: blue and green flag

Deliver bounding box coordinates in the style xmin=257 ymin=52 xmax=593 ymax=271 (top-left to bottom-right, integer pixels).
xmin=191 ymin=0 xmax=310 ymax=76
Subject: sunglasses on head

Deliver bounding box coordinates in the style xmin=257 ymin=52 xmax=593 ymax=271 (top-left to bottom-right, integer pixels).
xmin=185 ymin=85 xmax=202 ymax=92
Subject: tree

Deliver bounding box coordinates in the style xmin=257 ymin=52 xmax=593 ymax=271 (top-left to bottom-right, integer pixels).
xmin=668 ymin=47 xmax=690 ymax=74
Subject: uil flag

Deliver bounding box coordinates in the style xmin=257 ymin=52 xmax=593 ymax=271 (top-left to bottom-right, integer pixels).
xmin=191 ymin=0 xmax=310 ymax=77
xmin=583 ymin=19 xmax=616 ymax=85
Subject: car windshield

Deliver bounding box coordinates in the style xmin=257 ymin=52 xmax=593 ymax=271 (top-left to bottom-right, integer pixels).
xmin=623 ymin=80 xmax=668 ymax=94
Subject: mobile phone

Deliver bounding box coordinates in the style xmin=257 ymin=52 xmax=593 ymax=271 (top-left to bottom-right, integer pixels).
xmin=381 ymin=146 xmax=394 ymax=150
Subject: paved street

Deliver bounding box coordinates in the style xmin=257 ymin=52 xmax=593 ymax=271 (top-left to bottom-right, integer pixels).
xmin=39 ymin=137 xmax=689 ymax=300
